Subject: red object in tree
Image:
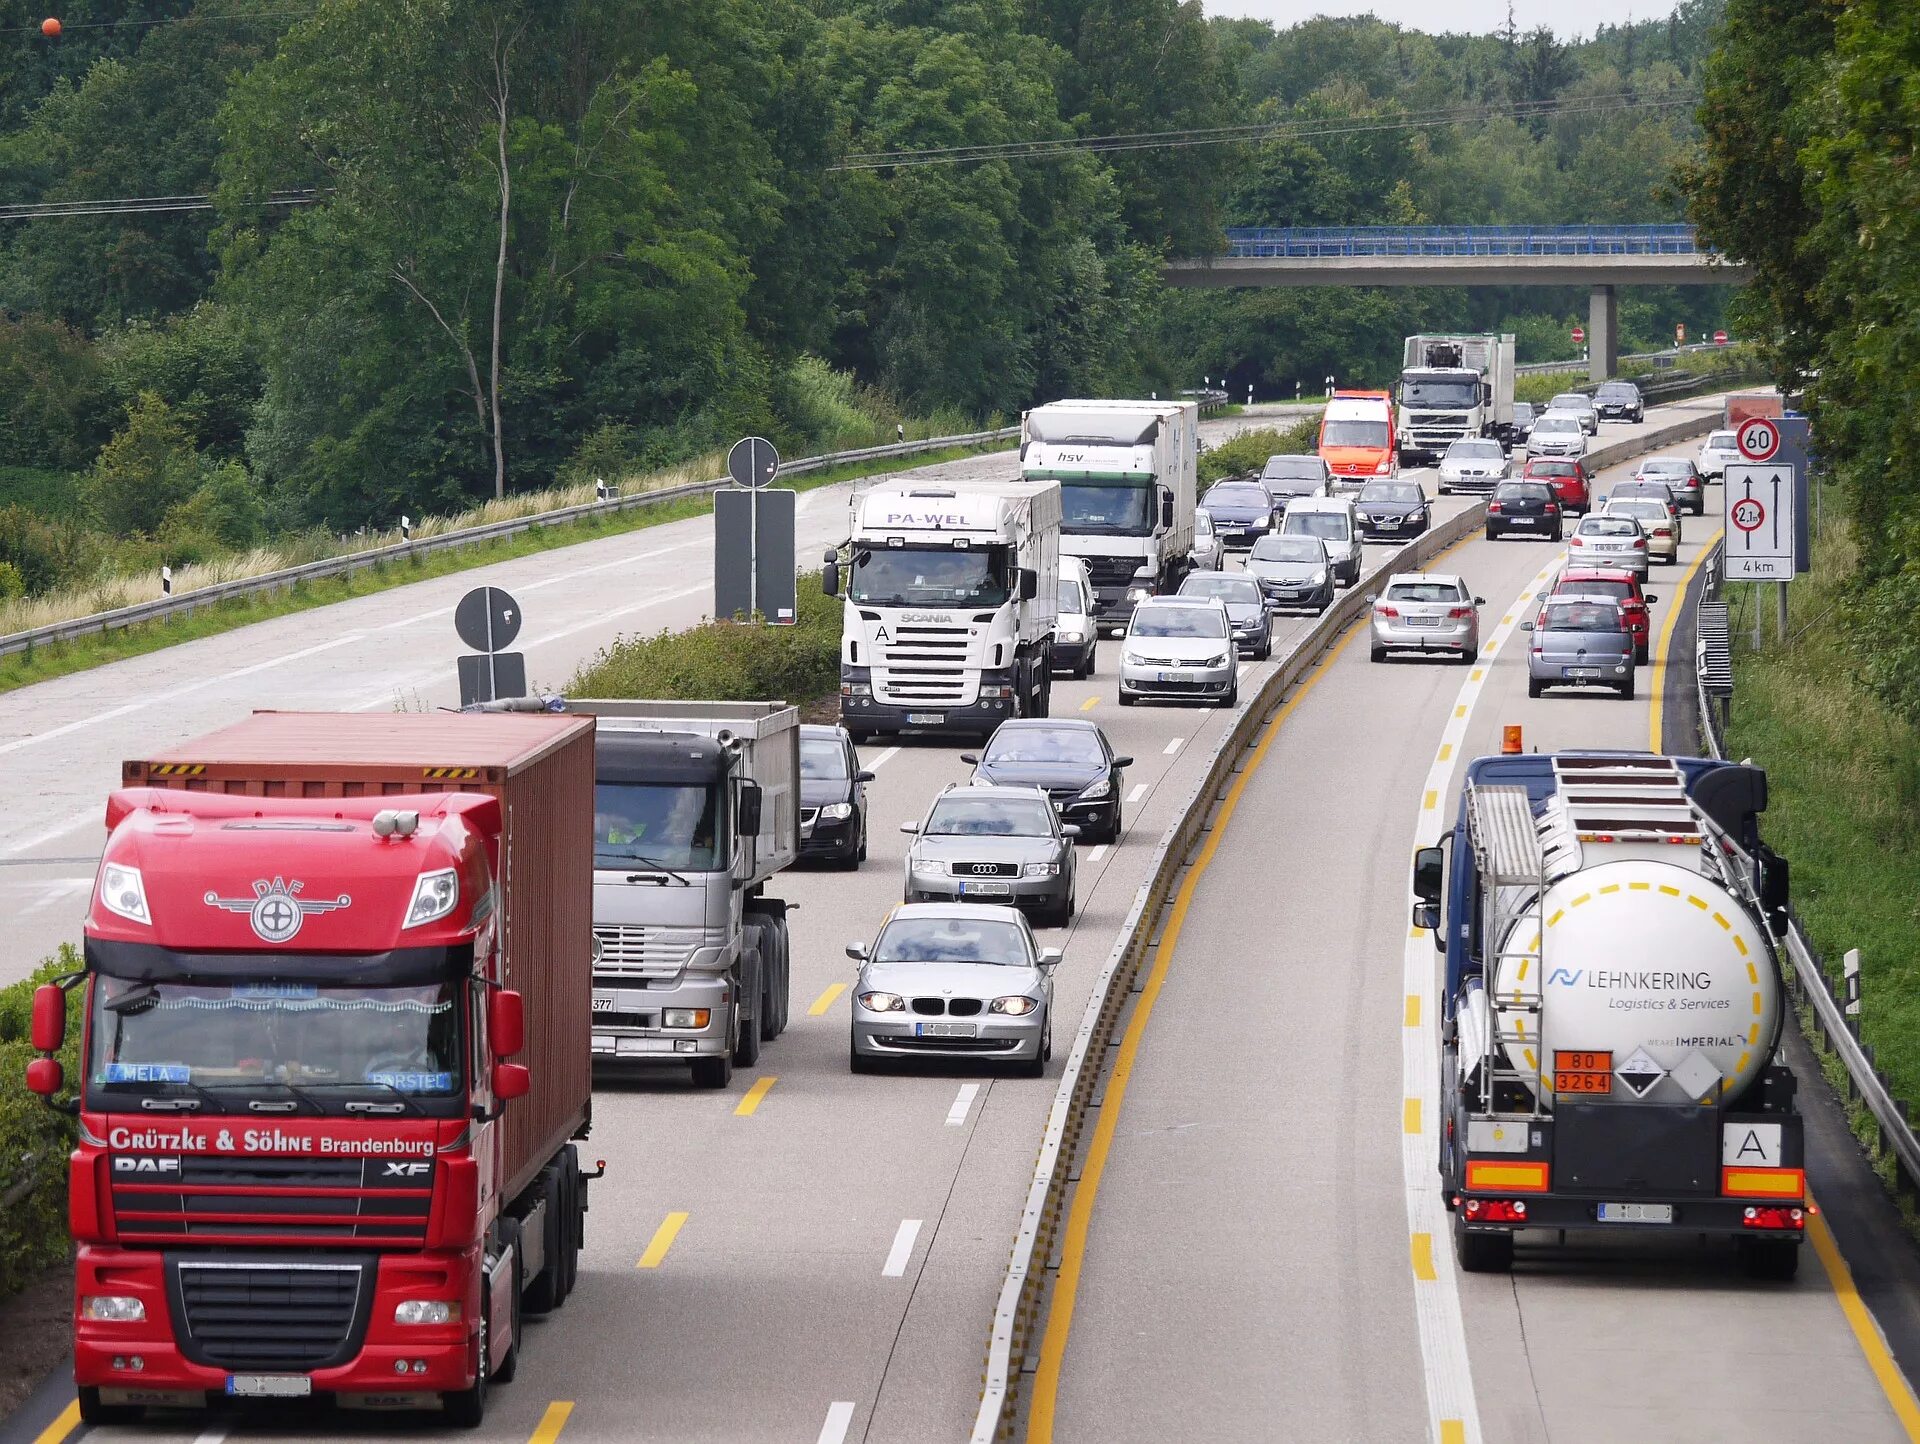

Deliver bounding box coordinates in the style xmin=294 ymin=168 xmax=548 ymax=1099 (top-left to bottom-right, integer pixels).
xmin=1571 ymin=326 xmax=1586 ymax=344
xmin=1714 ymin=330 xmax=1730 ymax=345
xmin=40 ymin=16 xmax=61 ymax=36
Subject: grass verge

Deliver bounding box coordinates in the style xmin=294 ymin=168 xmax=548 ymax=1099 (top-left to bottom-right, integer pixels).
xmin=1722 ymin=513 xmax=1920 ymax=1193
xmin=0 ymin=438 xmax=1002 ymax=698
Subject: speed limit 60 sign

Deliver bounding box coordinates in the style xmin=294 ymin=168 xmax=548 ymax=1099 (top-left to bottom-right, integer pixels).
xmin=1736 ymin=415 xmax=1781 ymax=462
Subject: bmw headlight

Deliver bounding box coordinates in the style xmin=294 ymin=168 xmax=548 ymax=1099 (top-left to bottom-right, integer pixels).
xmin=990 ymin=996 xmax=1040 ymax=1016
xmin=858 ymin=991 xmax=905 ymax=1013
xmin=820 ymin=802 xmax=854 ymax=821
xmin=1079 ymin=777 xmax=1110 ymax=801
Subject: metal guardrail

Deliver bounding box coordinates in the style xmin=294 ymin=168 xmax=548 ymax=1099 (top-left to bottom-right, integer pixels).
xmin=1222 ymin=224 xmax=1714 ymax=259
xmin=1516 ymin=342 xmax=1739 ymax=377
xmin=1692 ymin=548 xmax=1920 ymax=1205
xmin=0 ymin=426 xmax=1022 ymax=660
xmin=968 ymin=401 xmax=1727 ymax=1441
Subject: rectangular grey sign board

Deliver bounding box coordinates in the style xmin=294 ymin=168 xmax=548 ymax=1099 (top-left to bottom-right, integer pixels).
xmin=714 ymin=487 xmax=798 ymax=623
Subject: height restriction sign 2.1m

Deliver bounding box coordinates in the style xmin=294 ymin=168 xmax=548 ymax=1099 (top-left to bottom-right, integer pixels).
xmin=1723 ymin=464 xmax=1796 ymax=580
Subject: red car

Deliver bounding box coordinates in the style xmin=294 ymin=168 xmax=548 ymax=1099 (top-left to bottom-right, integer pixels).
xmin=1544 ymin=567 xmax=1658 ymax=663
xmin=1522 ymin=457 xmax=1591 ymax=514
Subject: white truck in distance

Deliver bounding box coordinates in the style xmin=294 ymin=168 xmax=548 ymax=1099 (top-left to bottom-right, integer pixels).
xmin=826 ymin=479 xmax=1061 ymax=743
xmin=1397 ymin=333 xmax=1516 ymax=466
xmin=1019 ymin=399 xmax=1197 ymax=634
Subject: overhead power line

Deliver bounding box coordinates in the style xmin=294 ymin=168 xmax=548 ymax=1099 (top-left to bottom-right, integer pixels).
xmin=0 ymin=189 xmax=320 ymax=222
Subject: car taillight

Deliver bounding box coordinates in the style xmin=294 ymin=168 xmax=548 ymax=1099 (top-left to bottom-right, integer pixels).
xmin=1488 ymin=502 xmax=1503 ymax=513
xmin=1463 ymin=1198 xmax=1528 ymax=1223
xmin=1634 ymin=538 xmax=1647 ymax=548
xmin=1569 ymin=535 xmax=1584 ymax=546
xmin=1447 ymin=606 xmax=1473 ymax=619
xmin=1654 ymin=527 xmax=1672 ymax=537
xmin=1544 ymin=503 xmax=1559 ymax=514
xmin=1375 ymin=604 xmax=1399 ymax=619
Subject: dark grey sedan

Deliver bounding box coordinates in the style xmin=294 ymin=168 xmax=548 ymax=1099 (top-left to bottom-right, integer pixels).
xmin=1245 ymin=534 xmax=1334 ymax=613
xmin=963 ymin=719 xmax=1131 ymax=844
xmin=1178 ymin=570 xmax=1273 ymax=659
xmin=902 ymin=785 xmax=1077 ymax=926
xmin=1355 ymin=479 xmax=1431 ymax=540
xmin=1201 ymin=479 xmax=1278 ymax=550
xmin=1523 ymin=598 xmax=1636 ymax=699
xmin=1485 ymin=480 xmax=1563 ymax=541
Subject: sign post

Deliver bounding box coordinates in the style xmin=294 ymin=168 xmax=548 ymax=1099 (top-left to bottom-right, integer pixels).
xmin=716 ymin=437 xmax=795 ymax=625
xmin=455 ymin=585 xmax=528 ymax=707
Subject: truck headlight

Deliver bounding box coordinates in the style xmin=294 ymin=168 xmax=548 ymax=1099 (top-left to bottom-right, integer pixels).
xmin=841 ymin=681 xmax=872 ymax=698
xmin=859 ymin=991 xmax=905 ymax=1013
xmin=1059 ymin=628 xmax=1083 ymax=643
xmin=99 ymin=864 xmax=150 ymax=926
xmin=1374 ymin=458 xmax=1392 ymax=474
xmin=662 ymin=1008 xmax=711 ymax=1029
xmin=820 ymin=802 xmax=854 ymax=821
xmin=404 ymin=868 xmax=460 ymax=928
xmin=1126 ymin=587 xmax=1151 ymax=603
xmin=394 ymin=1300 xmax=461 ymax=1326
xmin=1022 ymin=862 xmax=1059 ymax=878
xmin=81 ymin=1296 xmax=146 ymax=1323
xmin=989 ymin=996 xmax=1039 ymax=1016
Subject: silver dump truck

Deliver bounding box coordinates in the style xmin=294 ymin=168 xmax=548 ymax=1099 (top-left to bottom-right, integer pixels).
xmin=568 ymin=700 xmax=800 ymax=1088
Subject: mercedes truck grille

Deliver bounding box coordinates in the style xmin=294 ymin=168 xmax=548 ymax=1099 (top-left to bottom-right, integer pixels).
xmin=593 ymin=924 xmax=703 ymax=978
xmin=111 ymin=1155 xmax=434 ymax=1246
xmin=168 ymin=1256 xmax=373 ymax=1372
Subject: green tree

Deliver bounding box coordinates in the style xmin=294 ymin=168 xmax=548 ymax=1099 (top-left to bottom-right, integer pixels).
xmin=0 ymin=316 xmax=112 ymax=470
xmin=82 ymin=391 xmax=202 ymax=537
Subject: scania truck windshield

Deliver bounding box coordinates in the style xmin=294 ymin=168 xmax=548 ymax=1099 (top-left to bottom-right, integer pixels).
xmin=846 ymin=545 xmax=1012 ymax=606
xmin=86 ymin=976 xmax=465 ymax=1115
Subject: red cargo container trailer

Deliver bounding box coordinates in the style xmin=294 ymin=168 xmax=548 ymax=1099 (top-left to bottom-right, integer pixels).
xmin=26 ymin=711 xmax=598 ymax=1429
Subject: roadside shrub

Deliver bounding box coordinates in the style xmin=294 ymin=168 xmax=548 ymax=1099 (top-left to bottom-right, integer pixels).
xmin=1199 ymin=416 xmax=1320 ymax=485
xmin=0 ymin=947 xmax=83 ymax=1301
xmin=81 ymin=391 xmax=202 ymax=537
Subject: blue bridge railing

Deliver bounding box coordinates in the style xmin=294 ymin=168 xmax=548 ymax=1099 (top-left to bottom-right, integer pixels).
xmin=1220 ymin=225 xmax=1715 ymax=259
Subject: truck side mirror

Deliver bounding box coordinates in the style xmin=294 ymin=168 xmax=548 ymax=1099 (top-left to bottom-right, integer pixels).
xmin=491 ymin=1062 xmax=531 ymax=1101
xmin=489 ymin=987 xmax=526 ymax=1059
xmin=1411 ymin=902 xmax=1441 ymax=933
xmin=25 ymin=1057 xmax=63 ymax=1097
xmin=1158 ymin=485 xmax=1174 ymax=528
xmin=31 ymin=984 xmax=66 ymax=1052
xmin=822 ymin=561 xmax=840 ymax=598
xmin=1756 ymin=845 xmax=1790 ymax=935
xmin=738 ymin=780 xmax=763 ymax=835
xmin=1412 ymin=844 xmax=1445 ymax=904
xmin=1020 ymin=569 xmax=1038 ymax=602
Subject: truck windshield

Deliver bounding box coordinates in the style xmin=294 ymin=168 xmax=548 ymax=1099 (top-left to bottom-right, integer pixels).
xmin=87 ymin=977 xmax=463 ymax=1114
xmin=847 ymin=546 xmax=1011 ymax=606
xmin=1400 ymin=379 xmax=1480 ymax=408
xmin=1321 ymin=420 xmax=1388 ymax=448
xmin=1057 ymin=481 xmax=1153 ymax=536
xmin=595 ymin=783 xmax=725 ymax=871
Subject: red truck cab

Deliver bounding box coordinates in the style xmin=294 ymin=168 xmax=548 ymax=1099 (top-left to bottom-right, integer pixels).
xmin=26 ymin=712 xmax=596 ymax=1429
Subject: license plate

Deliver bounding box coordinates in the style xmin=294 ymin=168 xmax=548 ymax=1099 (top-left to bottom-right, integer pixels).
xmin=916 ymin=1021 xmax=978 ymax=1038
xmin=592 ymin=993 xmax=616 ymax=1013
xmin=1509 ymin=516 xmax=1537 ymax=525
xmin=1565 ymin=667 xmax=1600 ymax=678
xmin=227 ymin=1375 xmax=313 ymax=1399
xmin=907 ymin=713 xmax=945 ymax=725
xmin=1596 ymin=1202 xmax=1673 ymax=1224
xmin=959 ymin=881 xmax=1010 ymax=896
xmin=1408 ymin=616 xmax=1446 ymax=628
xmin=1156 ymin=670 xmax=1187 ymax=682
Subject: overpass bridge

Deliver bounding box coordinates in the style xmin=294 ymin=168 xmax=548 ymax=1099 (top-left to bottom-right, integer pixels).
xmin=1165 ymin=225 xmax=1750 ymax=379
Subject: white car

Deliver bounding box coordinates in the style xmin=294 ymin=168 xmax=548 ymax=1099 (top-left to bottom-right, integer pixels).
xmin=1697 ymin=430 xmax=1740 ymax=481
xmin=1548 ymin=391 xmax=1599 ymax=434
xmin=1189 ymin=508 xmax=1221 ymax=572
xmin=1436 ymin=437 xmax=1511 ymax=495
xmin=1053 ymin=558 xmax=1098 ymax=678
xmin=1527 ymin=413 xmax=1589 ymax=459
xmin=1117 ymin=596 xmax=1237 ymax=709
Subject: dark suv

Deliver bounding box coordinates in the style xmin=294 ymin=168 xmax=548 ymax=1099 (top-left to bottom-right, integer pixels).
xmin=1593 ymin=381 xmax=1644 ymax=424
xmin=1485 ymin=480 xmax=1563 ymax=541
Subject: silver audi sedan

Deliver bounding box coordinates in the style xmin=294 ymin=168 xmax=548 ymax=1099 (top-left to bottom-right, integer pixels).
xmin=901 ymin=784 xmax=1077 ymax=926
xmin=848 ymin=904 xmax=1060 ymax=1075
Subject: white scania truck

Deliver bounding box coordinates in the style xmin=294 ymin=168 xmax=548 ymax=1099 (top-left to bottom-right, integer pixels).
xmin=1396 ymin=334 xmax=1516 ymax=465
xmin=1019 ymin=399 xmax=1197 ymax=634
xmin=825 ymin=479 xmax=1060 ymax=743
xmin=1415 ymin=751 xmax=1804 ymax=1278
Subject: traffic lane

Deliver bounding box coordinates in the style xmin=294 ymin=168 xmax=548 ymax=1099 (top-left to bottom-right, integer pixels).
xmin=1442 ymin=513 xmax=1908 ymax=1442
xmin=1044 ymin=521 xmax=1548 ymax=1443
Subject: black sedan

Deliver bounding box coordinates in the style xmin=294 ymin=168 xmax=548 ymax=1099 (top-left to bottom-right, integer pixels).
xmin=1200 ymin=479 xmax=1278 ymax=550
xmin=963 ymin=719 xmax=1132 ymax=844
xmin=1354 ymin=479 xmax=1431 ymax=541
xmin=1485 ymin=480 xmax=1564 ymax=541
xmin=800 ymin=723 xmax=874 ymax=867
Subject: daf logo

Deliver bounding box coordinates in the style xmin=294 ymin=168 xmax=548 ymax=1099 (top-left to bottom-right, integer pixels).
xmin=204 ymin=876 xmax=351 ymax=943
xmin=112 ymin=1155 xmax=181 ymax=1176
xmin=381 ymin=1162 xmax=431 ymax=1178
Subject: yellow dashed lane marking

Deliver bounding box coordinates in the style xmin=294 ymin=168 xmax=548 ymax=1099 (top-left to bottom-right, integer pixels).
xmin=1080 ymin=695 xmax=1100 ymax=711
xmin=530 ymin=1401 xmax=576 ymax=1444
xmin=637 ymin=1212 xmax=689 ymax=1268
xmin=1437 ymin=743 xmax=1452 ymax=762
xmin=1411 ymin=1232 xmax=1438 ymax=1282
xmin=1423 ymin=789 xmax=1438 ymax=811
xmin=734 ymin=1075 xmax=778 ymax=1117
xmin=809 ymin=983 xmax=846 ymax=1016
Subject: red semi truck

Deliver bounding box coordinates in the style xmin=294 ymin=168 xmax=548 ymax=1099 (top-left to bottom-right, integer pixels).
xmin=24 ymin=711 xmax=598 ymax=1428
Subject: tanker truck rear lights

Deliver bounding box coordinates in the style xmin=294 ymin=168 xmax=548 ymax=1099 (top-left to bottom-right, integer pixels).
xmin=1464 ymin=1160 xmax=1549 ymax=1192
xmin=1464 ymin=1198 xmax=1528 ymax=1223
xmin=1722 ymin=1166 xmax=1804 ymax=1199
xmin=1741 ymin=1206 xmax=1804 ymax=1232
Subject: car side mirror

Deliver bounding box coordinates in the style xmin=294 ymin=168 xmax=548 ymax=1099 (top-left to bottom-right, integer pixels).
xmin=845 ymin=941 xmax=869 ymax=961
xmin=1038 ymin=948 xmax=1063 ymax=968
xmin=1519 ymin=620 xmax=1535 ymax=632
xmin=854 ymin=770 xmax=876 ymax=783
xmin=1643 ymin=595 xmax=1658 ymax=605
xmin=1412 ymin=843 xmax=1445 ymax=903
xmin=1062 ymin=825 xmax=1081 ymax=838
xmin=1472 ymin=597 xmax=1486 ymax=606
xmin=959 ymin=754 xmax=979 ymax=766
xmin=899 ymin=821 xmax=919 ymax=835
xmin=1112 ymin=756 xmax=1133 ymax=768
xmin=492 ymin=1062 xmax=531 ymax=1102
xmin=1361 ymin=594 xmax=1376 ymax=606
xmin=489 ymin=988 xmax=526 ymax=1059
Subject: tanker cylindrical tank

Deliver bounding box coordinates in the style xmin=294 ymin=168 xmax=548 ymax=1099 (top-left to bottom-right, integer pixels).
xmin=1492 ymin=857 xmax=1779 ymax=1104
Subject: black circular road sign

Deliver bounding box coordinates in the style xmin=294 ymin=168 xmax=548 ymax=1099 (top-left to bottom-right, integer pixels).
xmin=727 ymin=436 xmax=781 ymax=491
xmin=455 ymin=585 xmax=524 ymax=653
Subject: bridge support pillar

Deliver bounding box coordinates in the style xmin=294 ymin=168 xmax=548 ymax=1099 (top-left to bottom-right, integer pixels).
xmin=1589 ymin=285 xmax=1618 ymax=383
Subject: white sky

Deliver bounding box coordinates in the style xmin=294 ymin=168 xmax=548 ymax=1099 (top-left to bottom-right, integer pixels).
xmin=1202 ymin=0 xmax=1681 ymax=40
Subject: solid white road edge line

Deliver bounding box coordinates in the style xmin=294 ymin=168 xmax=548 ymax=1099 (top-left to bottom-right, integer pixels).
xmin=817 ymin=1401 xmax=857 ymax=1444
xmin=946 ymin=1083 xmax=980 ymax=1128
xmin=1399 ymin=560 xmax=1554 ymax=1444
xmin=882 ymin=1218 xmax=923 ymax=1278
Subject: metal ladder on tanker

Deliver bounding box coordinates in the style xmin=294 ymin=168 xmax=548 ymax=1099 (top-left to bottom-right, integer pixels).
xmin=1465 ymin=784 xmax=1551 ymax=1119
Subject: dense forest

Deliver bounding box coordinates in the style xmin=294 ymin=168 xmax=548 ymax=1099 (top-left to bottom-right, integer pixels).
xmin=0 ymin=0 xmax=1727 ymax=594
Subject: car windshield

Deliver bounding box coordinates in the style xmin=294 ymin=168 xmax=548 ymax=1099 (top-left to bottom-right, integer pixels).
xmin=595 ymin=782 xmax=724 ymax=871
xmin=1551 ymin=394 xmax=1588 ymax=410
xmin=1131 ymin=605 xmax=1226 ymax=638
xmin=1387 ymin=582 xmax=1465 ymax=603
xmin=1057 ymin=580 xmax=1087 ymax=614
xmin=1527 ymin=462 xmax=1574 ymax=477
xmin=1204 ymin=483 xmax=1267 ymax=508
xmin=986 ymin=727 xmax=1104 ymax=765
xmin=1250 ymin=536 xmax=1324 ymax=563
xmin=1558 ymin=580 xmax=1633 ymax=602
xmin=1581 ymin=517 xmax=1640 ymax=536
xmin=1180 ymin=574 xmax=1264 ymax=605
xmin=1641 ymin=461 xmax=1690 ymax=476
xmin=924 ymin=796 xmax=1055 ymax=837
xmin=1445 ymin=441 xmax=1503 ymax=461
xmin=800 ymin=738 xmax=849 ymax=781
xmin=87 ymin=978 xmax=463 ymax=1112
xmin=1359 ymin=482 xmax=1423 ymax=504
xmin=872 ymin=916 xmax=1031 ymax=966
xmin=1261 ymin=456 xmax=1324 ymax=480
xmin=1611 ymin=501 xmax=1667 ymax=520
xmin=1057 ymin=481 xmax=1153 ymax=536
xmin=1400 ymin=378 xmax=1481 ymax=407
xmin=1543 ymin=601 xmax=1622 ymax=632
xmin=1264 ymin=475 xmax=1323 ymax=497
xmin=1495 ymin=484 xmax=1549 ymax=501
xmin=1322 ymin=419 xmax=1388 ymax=448
xmin=1284 ymin=511 xmax=1350 ymax=542
xmin=1536 ymin=417 xmax=1579 ymax=433
xmin=1707 ymin=431 xmax=1736 ymax=449
xmin=1597 ymin=386 xmax=1638 ymax=401
xmin=848 ymin=545 xmax=1010 ymax=607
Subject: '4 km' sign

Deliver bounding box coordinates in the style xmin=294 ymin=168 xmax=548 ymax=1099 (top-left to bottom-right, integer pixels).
xmin=1724 ymin=464 xmax=1796 ymax=580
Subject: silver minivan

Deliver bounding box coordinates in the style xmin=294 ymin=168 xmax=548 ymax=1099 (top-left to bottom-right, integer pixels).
xmin=1522 ymin=597 xmax=1636 ymax=700
xmin=1280 ymin=496 xmax=1362 ymax=586
xmin=1052 ymin=559 xmax=1098 ymax=678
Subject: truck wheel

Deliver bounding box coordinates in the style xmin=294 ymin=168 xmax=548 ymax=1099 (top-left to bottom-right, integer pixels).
xmin=1452 ymin=1213 xmax=1514 ymax=1274
xmin=757 ymin=911 xmax=791 ymax=1039
xmin=733 ymin=946 xmax=763 ymax=1067
xmin=559 ymin=1146 xmax=582 ymax=1300
xmin=492 ymin=1216 xmax=523 ymax=1384
xmin=1741 ymin=1238 xmax=1800 ymax=1281
xmin=691 ymin=1047 xmax=733 ymax=1089
xmin=77 ymin=1388 xmax=141 ymax=1428
xmin=443 ymin=1301 xmax=491 ymax=1427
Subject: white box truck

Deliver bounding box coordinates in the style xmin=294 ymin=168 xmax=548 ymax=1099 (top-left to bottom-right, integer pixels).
xmin=1019 ymin=399 xmax=1198 ymax=634
xmin=1397 ymin=334 xmax=1515 ymax=465
xmin=824 ymin=479 xmax=1061 ymax=743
